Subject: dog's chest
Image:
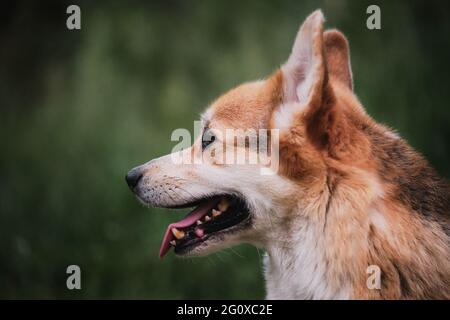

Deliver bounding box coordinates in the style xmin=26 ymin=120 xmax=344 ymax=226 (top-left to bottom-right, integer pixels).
xmin=263 ymin=232 xmax=351 ymax=300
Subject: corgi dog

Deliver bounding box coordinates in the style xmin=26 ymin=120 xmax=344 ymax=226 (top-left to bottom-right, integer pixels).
xmin=126 ymin=10 xmax=450 ymax=299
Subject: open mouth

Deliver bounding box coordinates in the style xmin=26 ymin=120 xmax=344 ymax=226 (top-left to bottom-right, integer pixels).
xmin=159 ymin=195 xmax=251 ymax=258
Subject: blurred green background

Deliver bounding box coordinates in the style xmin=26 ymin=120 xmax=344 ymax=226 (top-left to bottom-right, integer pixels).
xmin=1 ymin=0 xmax=449 ymax=299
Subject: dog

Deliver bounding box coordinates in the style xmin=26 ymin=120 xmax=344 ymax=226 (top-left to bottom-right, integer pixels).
xmin=126 ymin=10 xmax=450 ymax=299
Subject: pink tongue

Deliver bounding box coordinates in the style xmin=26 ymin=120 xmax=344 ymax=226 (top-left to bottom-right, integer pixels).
xmin=159 ymin=199 xmax=218 ymax=258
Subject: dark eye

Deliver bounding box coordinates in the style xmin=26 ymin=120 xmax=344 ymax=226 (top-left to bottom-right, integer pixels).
xmin=201 ymin=128 xmax=216 ymax=150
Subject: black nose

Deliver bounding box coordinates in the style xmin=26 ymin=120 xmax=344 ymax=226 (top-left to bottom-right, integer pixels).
xmin=125 ymin=168 xmax=143 ymax=189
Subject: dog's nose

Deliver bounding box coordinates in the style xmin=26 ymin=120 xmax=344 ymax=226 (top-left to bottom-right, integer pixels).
xmin=125 ymin=167 xmax=143 ymax=190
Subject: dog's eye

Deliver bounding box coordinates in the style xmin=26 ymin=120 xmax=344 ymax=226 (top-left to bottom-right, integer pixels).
xmin=201 ymin=128 xmax=216 ymax=150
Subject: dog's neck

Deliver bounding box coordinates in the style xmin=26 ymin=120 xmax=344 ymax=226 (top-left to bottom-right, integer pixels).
xmin=262 ymin=168 xmax=381 ymax=299
xmin=263 ymin=223 xmax=352 ymax=299
xmin=261 ymin=142 xmax=450 ymax=299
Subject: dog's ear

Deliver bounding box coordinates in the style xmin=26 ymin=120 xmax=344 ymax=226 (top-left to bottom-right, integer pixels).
xmin=324 ymin=29 xmax=353 ymax=91
xmin=273 ymin=11 xmax=350 ymax=154
xmin=272 ymin=12 xmax=361 ymax=166
xmin=272 ymin=10 xmax=329 ymax=132
xmin=281 ymin=10 xmax=325 ymax=108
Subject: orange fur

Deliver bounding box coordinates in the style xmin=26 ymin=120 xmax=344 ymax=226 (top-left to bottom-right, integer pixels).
xmin=130 ymin=10 xmax=449 ymax=299
xmin=207 ymin=14 xmax=449 ymax=299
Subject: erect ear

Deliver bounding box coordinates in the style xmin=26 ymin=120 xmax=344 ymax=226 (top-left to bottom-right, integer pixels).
xmin=324 ymin=29 xmax=353 ymax=91
xmin=273 ymin=10 xmax=329 ymax=131
xmin=281 ymin=10 xmax=326 ymax=109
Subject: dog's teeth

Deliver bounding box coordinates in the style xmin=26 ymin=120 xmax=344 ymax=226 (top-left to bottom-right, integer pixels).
xmin=169 ymin=240 xmax=176 ymax=246
xmin=171 ymin=228 xmax=185 ymax=239
xmin=204 ymin=215 xmax=211 ymax=221
xmin=196 ymin=220 xmax=203 ymax=225
xmin=212 ymin=209 xmax=221 ymax=217
xmin=218 ymin=198 xmax=229 ymax=212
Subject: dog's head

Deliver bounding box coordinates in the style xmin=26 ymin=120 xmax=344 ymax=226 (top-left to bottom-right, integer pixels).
xmin=126 ymin=10 xmax=370 ymax=258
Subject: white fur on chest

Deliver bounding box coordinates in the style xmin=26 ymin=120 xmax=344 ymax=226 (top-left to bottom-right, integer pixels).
xmin=262 ymin=224 xmax=351 ymax=300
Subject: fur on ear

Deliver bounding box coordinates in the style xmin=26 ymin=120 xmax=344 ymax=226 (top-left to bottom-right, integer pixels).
xmin=281 ymin=10 xmax=325 ymax=107
xmin=272 ymin=11 xmax=364 ymax=168
xmin=274 ymin=10 xmax=326 ymax=130
xmin=324 ymin=29 xmax=353 ymax=91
